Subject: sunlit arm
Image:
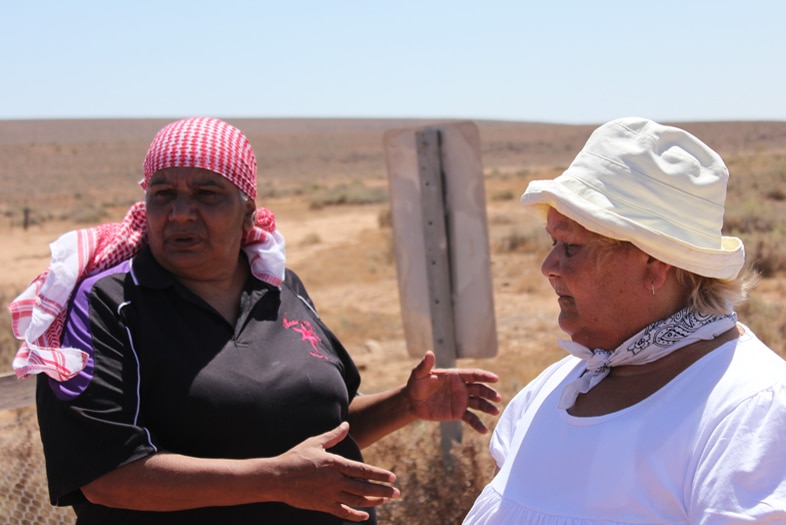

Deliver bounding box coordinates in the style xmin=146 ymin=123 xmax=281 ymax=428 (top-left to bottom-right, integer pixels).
xmin=348 ymin=351 xmax=501 ymax=449
xmin=81 ymin=423 xmax=398 ymax=522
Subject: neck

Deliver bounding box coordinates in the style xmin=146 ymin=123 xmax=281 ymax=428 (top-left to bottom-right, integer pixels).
xmin=587 ymin=296 xmax=692 ymax=352
xmin=178 ymin=258 xmax=249 ymax=324
xmin=568 ymin=324 xmax=740 ymax=417
xmin=610 ymin=325 xmax=741 ymax=378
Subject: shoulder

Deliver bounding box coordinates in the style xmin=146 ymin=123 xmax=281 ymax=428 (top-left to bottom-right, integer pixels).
xmin=280 ymin=268 xmax=316 ymax=307
xmin=501 ymin=355 xmax=581 ymax=422
xmin=71 ymin=259 xmax=133 ymax=310
xmin=698 ymin=325 xmax=786 ymax=418
xmin=64 ymin=259 xmax=133 ymax=342
xmin=511 ymin=356 xmax=581 ymax=403
xmin=721 ymin=325 xmax=786 ymax=388
xmin=490 ymin=355 xmax=581 ymax=464
xmin=282 ymin=268 xmax=307 ymax=292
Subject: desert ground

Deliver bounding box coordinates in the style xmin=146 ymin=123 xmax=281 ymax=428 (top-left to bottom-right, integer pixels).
xmin=1 ymin=118 xmax=785 ymax=523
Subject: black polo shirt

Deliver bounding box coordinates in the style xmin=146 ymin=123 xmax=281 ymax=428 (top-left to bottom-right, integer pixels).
xmin=36 ymin=246 xmax=372 ymax=524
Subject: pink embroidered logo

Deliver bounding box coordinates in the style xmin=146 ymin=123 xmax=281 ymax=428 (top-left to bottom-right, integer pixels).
xmin=283 ymin=316 xmax=328 ymax=359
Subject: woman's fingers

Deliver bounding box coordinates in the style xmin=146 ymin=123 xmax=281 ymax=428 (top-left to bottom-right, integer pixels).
xmin=315 ymin=421 xmax=352 ymax=449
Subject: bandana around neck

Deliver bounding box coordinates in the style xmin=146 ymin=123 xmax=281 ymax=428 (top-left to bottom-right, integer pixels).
xmin=557 ymin=308 xmax=738 ymax=409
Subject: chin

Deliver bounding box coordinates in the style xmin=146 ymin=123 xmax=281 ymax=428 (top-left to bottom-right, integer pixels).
xmin=557 ymin=314 xmax=574 ymax=335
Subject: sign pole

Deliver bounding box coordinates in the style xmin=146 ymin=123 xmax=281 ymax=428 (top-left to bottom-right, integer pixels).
xmin=415 ymin=128 xmax=462 ymax=462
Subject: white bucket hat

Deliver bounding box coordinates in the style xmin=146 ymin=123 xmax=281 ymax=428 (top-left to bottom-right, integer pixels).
xmin=519 ymin=117 xmax=745 ymax=279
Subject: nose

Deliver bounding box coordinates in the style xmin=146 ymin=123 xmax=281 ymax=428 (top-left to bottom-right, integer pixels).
xmin=168 ymin=194 xmax=196 ymax=221
xmin=541 ymin=245 xmax=559 ymax=278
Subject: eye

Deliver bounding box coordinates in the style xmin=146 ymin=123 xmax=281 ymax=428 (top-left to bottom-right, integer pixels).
xmin=194 ymin=187 xmax=226 ymax=202
xmin=197 ymin=182 xmax=227 ymax=195
xmin=549 ymin=238 xmax=580 ymax=257
xmin=563 ymin=243 xmax=580 ymax=256
xmin=150 ymin=188 xmax=175 ymax=201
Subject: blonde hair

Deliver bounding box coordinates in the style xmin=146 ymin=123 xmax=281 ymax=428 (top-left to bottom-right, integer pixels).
xmin=674 ymin=266 xmax=758 ymax=316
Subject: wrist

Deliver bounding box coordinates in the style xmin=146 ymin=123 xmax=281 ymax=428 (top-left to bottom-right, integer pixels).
xmin=399 ymin=382 xmax=420 ymax=423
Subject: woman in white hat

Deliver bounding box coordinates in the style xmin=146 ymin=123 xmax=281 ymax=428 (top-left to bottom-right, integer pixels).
xmin=463 ymin=117 xmax=786 ymax=524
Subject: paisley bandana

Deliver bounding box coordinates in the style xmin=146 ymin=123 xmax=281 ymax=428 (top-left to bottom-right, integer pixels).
xmin=9 ymin=117 xmax=286 ymax=381
xmin=557 ymin=308 xmax=738 ymax=409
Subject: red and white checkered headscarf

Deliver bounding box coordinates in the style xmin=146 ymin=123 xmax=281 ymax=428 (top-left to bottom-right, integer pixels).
xmin=142 ymin=116 xmax=258 ymax=200
xmin=10 ymin=117 xmax=286 ymax=381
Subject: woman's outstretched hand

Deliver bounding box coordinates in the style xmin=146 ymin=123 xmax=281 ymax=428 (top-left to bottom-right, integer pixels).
xmin=405 ymin=351 xmax=501 ymax=433
xmin=274 ymin=422 xmax=399 ymax=521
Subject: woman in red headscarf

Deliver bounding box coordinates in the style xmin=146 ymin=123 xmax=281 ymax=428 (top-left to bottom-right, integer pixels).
xmin=12 ymin=117 xmax=501 ymax=525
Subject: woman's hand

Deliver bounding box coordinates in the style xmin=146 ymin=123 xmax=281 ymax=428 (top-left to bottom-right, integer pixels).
xmin=272 ymin=422 xmax=399 ymax=521
xmin=82 ymin=423 xmax=397 ymax=520
xmin=405 ymin=351 xmax=501 ymax=433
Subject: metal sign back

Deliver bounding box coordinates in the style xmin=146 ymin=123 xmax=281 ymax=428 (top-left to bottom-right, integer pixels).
xmin=384 ymin=121 xmax=497 ymax=360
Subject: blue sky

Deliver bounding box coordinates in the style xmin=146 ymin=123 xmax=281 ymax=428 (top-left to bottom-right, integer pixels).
xmin=2 ymin=0 xmax=784 ymax=124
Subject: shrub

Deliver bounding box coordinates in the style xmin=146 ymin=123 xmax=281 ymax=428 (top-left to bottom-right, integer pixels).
xmin=309 ymin=181 xmax=388 ymax=209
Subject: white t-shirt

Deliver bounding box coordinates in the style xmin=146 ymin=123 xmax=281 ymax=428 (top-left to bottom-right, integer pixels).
xmin=464 ymin=326 xmax=786 ymax=524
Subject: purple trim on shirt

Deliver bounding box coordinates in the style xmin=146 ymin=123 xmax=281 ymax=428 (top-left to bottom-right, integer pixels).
xmin=50 ymin=260 xmax=132 ymax=400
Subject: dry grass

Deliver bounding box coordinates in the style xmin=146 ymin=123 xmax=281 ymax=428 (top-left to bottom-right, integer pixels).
xmin=1 ymin=119 xmax=785 ymax=523
xmin=365 ymin=423 xmax=497 ymax=524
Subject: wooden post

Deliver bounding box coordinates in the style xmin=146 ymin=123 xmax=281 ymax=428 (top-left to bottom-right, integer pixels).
xmin=415 ymin=128 xmax=462 ymax=462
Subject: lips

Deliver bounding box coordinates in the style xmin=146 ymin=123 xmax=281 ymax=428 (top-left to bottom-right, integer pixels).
xmin=552 ymin=286 xmax=569 ymax=299
xmin=165 ymin=232 xmax=202 ymax=249
xmin=555 ymin=290 xmax=574 ymax=305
